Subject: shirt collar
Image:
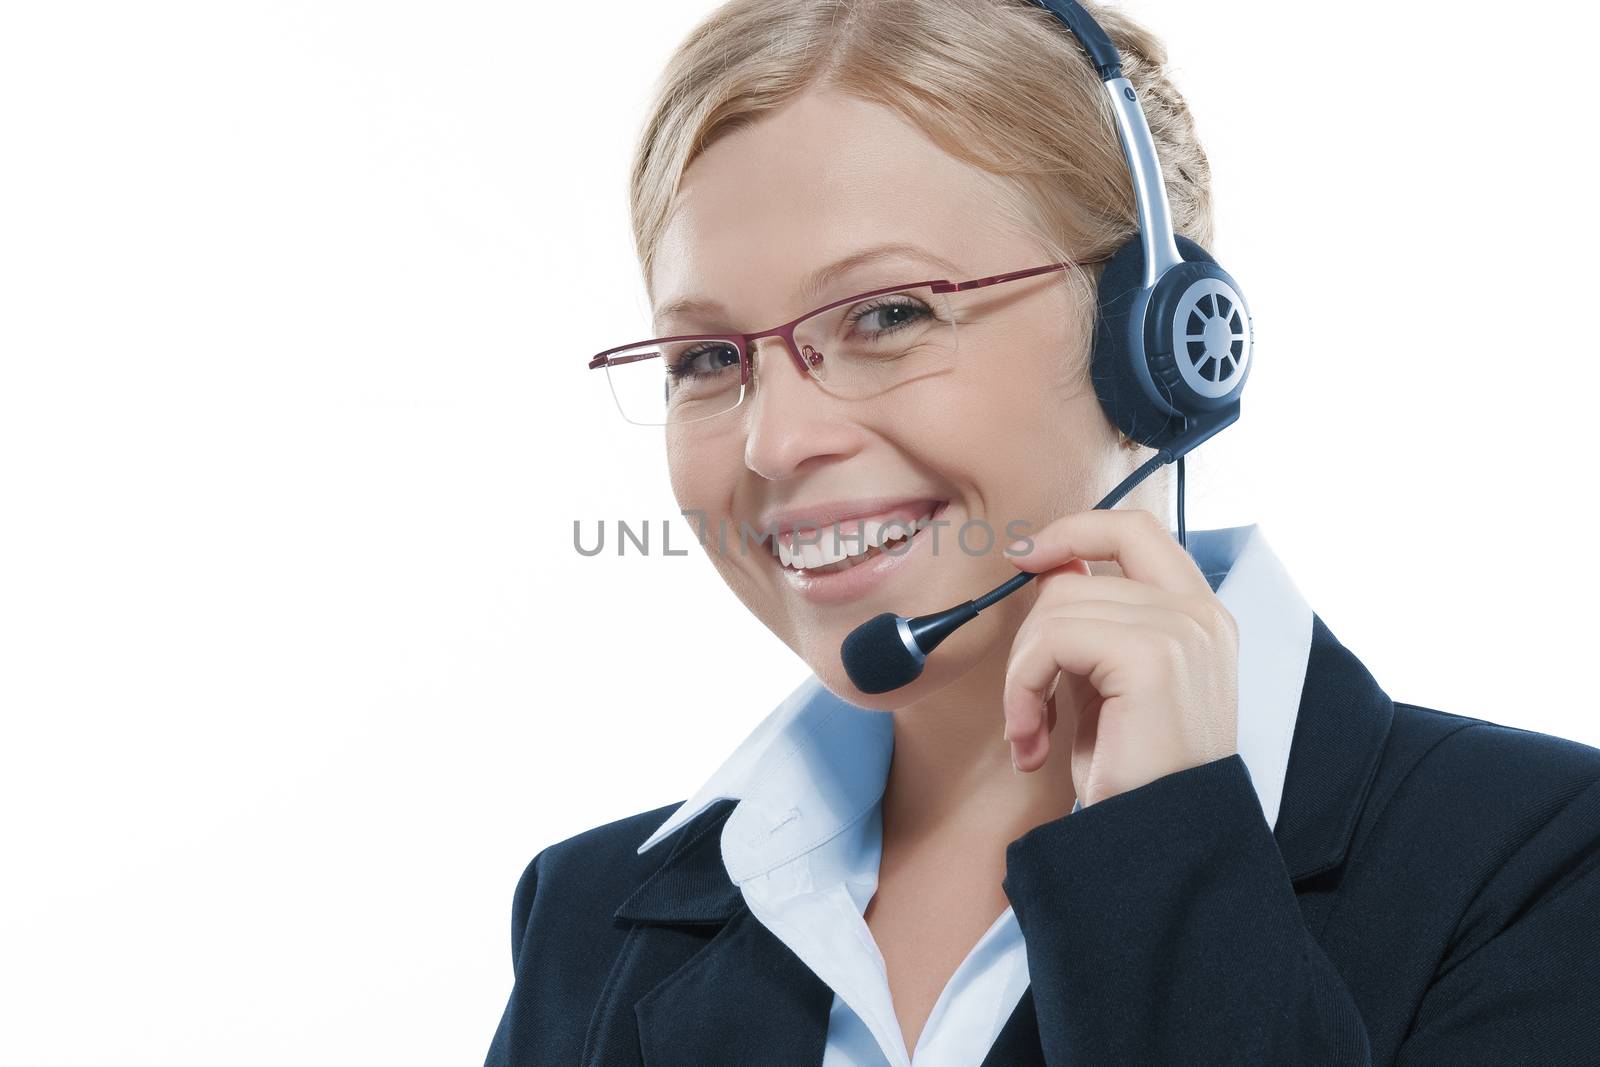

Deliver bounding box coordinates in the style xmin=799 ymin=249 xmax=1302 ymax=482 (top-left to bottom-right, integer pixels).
xmin=635 ymin=522 xmax=1313 ymax=876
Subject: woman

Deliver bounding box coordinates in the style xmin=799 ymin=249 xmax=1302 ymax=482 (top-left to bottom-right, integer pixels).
xmin=487 ymin=1 xmax=1600 ymax=1063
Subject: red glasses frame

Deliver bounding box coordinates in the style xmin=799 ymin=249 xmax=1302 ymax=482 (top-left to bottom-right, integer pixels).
xmin=586 ymin=257 xmax=1112 ymax=385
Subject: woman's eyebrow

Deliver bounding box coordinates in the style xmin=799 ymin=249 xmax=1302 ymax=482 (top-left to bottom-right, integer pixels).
xmin=654 ymin=241 xmax=963 ymax=325
xmin=796 ymin=242 xmax=963 ymax=303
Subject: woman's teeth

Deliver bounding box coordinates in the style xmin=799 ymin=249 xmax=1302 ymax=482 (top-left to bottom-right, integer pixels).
xmin=773 ymin=508 xmax=938 ymax=574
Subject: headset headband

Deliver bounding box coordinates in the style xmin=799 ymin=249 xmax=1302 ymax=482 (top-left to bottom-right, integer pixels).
xmin=1033 ymin=0 xmax=1183 ymax=289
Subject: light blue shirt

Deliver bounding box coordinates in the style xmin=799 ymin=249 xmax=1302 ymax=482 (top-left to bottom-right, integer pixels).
xmin=636 ymin=523 xmax=1314 ymax=1066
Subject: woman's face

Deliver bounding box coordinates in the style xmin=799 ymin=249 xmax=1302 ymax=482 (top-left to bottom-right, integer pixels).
xmin=650 ymin=87 xmax=1129 ymax=707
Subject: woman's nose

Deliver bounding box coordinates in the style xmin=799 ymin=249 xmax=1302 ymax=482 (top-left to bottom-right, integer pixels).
xmin=741 ymin=336 xmax=860 ymax=481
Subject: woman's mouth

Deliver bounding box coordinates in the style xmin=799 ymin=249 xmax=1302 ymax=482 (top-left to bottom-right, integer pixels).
xmin=765 ymin=500 xmax=950 ymax=604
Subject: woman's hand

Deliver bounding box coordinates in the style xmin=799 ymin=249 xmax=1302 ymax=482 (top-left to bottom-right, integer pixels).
xmin=1000 ymin=508 xmax=1240 ymax=809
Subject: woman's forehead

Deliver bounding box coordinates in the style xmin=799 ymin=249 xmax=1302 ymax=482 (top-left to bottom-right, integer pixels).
xmin=651 ymin=93 xmax=1017 ymax=318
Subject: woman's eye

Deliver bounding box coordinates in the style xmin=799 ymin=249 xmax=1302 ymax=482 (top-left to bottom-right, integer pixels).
xmin=671 ymin=343 xmax=739 ymax=378
xmin=857 ymin=301 xmax=928 ymax=334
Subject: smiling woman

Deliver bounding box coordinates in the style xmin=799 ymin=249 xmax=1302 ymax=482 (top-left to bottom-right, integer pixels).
xmin=488 ymin=1 xmax=1600 ymax=1065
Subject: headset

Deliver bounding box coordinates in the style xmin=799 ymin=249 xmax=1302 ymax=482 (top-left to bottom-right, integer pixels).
xmin=839 ymin=0 xmax=1255 ymax=695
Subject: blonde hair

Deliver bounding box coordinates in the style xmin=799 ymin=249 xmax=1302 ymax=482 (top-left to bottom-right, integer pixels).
xmin=628 ymin=0 xmax=1214 ymax=452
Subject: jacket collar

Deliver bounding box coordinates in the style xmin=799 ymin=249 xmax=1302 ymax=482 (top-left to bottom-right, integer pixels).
xmin=616 ymin=522 xmax=1383 ymax=925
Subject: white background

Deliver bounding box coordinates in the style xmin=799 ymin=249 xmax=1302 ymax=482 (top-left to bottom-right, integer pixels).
xmin=3 ymin=1 xmax=1596 ymax=1063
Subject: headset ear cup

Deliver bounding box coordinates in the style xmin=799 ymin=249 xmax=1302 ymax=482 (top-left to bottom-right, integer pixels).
xmin=1089 ymin=233 xmax=1222 ymax=450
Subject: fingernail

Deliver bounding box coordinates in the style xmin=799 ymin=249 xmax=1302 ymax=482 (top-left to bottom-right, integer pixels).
xmin=1010 ymin=751 xmax=1021 ymax=775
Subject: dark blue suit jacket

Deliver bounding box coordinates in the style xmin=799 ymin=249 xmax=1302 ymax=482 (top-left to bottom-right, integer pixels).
xmin=485 ymin=615 xmax=1600 ymax=1065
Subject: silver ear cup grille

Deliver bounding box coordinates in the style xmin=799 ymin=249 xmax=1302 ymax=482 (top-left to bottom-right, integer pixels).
xmin=1172 ymin=277 xmax=1252 ymax=398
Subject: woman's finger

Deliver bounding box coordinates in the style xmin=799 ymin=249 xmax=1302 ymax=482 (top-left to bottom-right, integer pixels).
xmin=1017 ymin=597 xmax=1201 ymax=649
xmin=1007 ymin=507 xmax=1212 ymax=598
xmin=1029 ymin=569 xmax=1223 ymax=637
xmin=1003 ymin=614 xmax=1144 ymax=746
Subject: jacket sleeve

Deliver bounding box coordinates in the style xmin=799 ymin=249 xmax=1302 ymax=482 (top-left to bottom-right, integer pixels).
xmin=484 ymin=849 xmax=545 ymax=1067
xmin=1000 ymin=753 xmax=1373 ymax=1064
xmin=1392 ymin=774 xmax=1600 ymax=1064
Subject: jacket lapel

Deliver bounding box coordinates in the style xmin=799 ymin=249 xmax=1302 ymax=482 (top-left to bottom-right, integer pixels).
xmin=598 ymin=798 xmax=834 ymax=1066
xmin=1272 ymin=612 xmax=1395 ymax=883
xmin=613 ymin=798 xmax=744 ymax=926
xmin=631 ymin=905 xmax=836 ymax=1066
xmin=978 ymin=988 xmax=1046 ymax=1065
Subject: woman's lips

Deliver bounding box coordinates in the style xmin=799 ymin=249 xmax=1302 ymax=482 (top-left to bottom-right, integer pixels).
xmin=770 ymin=500 xmax=951 ymax=606
xmin=765 ymin=499 xmax=943 ymax=549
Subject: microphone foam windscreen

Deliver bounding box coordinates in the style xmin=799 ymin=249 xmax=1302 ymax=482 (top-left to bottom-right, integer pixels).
xmin=841 ymin=612 xmax=923 ymax=695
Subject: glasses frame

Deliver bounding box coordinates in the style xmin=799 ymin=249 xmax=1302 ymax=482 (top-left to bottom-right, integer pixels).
xmin=587 ymin=256 xmax=1112 ymax=423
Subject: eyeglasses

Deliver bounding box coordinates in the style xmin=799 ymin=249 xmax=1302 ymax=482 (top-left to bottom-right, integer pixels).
xmin=587 ymin=257 xmax=1110 ymax=427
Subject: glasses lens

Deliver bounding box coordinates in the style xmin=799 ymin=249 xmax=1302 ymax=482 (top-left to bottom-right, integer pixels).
xmin=793 ymin=284 xmax=957 ymax=396
xmin=600 ymin=338 xmax=745 ymax=426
